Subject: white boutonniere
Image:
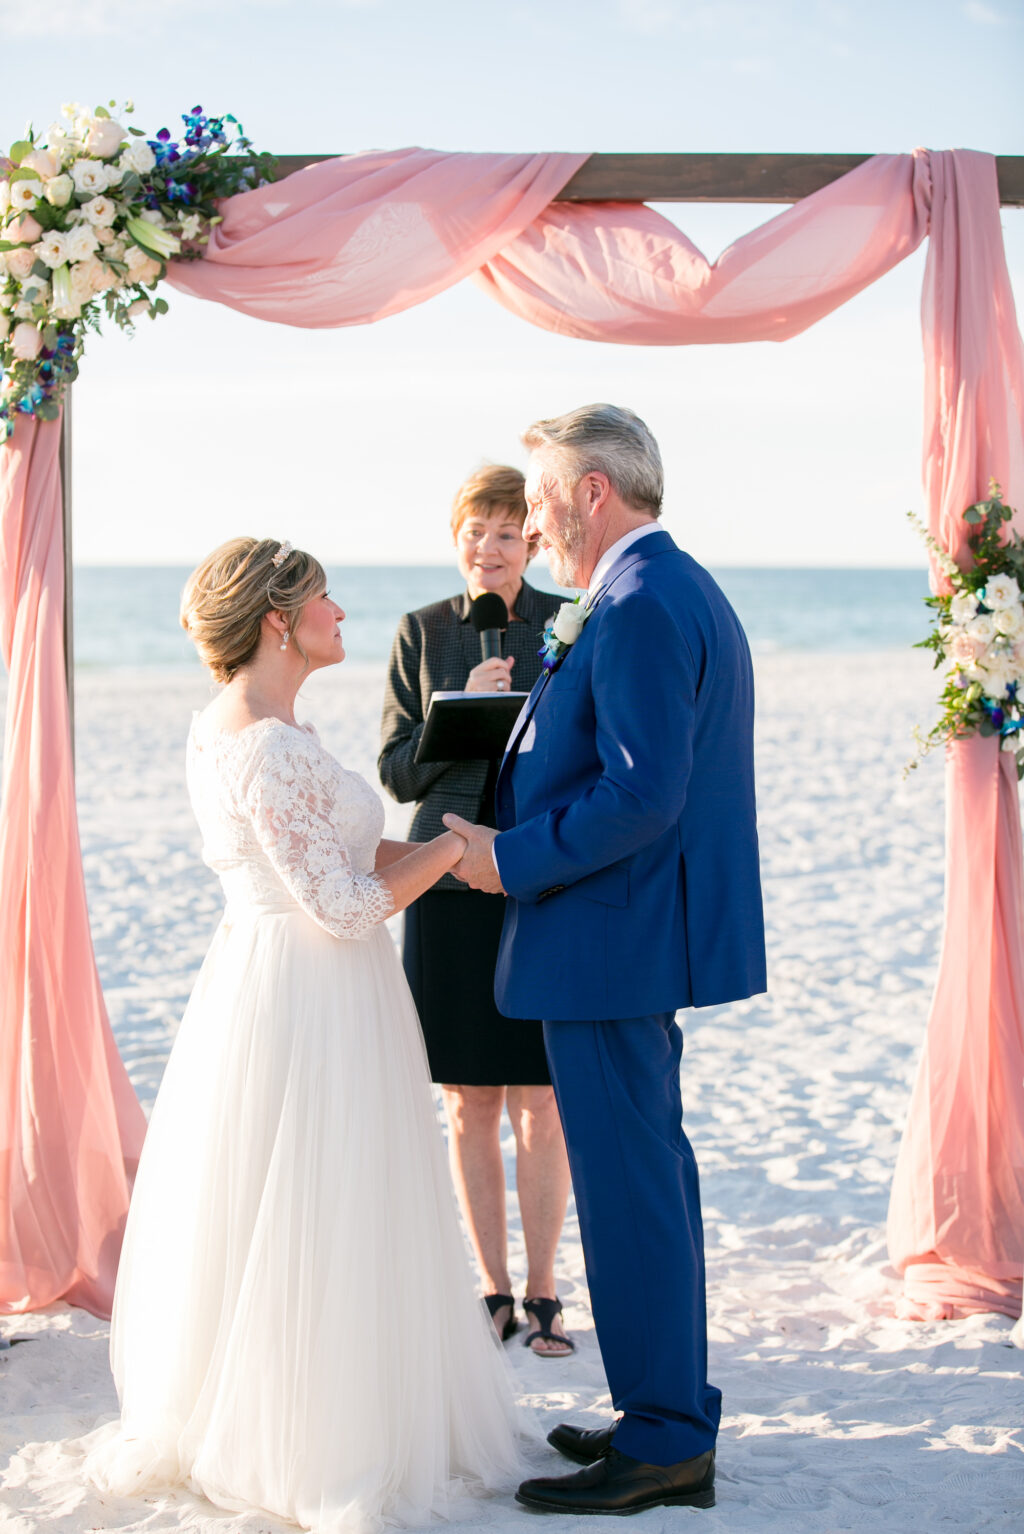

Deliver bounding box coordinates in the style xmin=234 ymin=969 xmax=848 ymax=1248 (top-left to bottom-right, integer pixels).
xmin=539 ymin=595 xmax=593 ymax=673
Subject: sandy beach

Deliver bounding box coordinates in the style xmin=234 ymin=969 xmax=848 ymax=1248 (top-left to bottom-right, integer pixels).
xmin=1 ymin=650 xmax=1022 ymax=1533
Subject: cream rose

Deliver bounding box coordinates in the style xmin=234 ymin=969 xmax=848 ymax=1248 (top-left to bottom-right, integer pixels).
xmin=0 ymin=180 xmax=10 ymax=217
xmin=948 ymin=630 xmax=986 ymax=667
xmin=982 ymin=573 xmax=1021 ymax=611
xmin=81 ymin=194 xmax=118 ymax=228
xmin=84 ymin=117 xmax=125 ymax=159
xmin=124 ymin=244 xmax=161 ymax=283
xmin=64 ymin=224 xmax=100 ymax=262
xmin=552 ymin=601 xmax=589 ymax=645
xmin=5 ymin=247 xmax=37 ymax=280
xmin=10 ymin=321 xmax=43 ymax=360
xmin=34 ymin=232 xmax=70 ymax=269
xmin=20 ymin=148 xmax=58 ymax=180
xmin=72 ymin=160 xmax=109 ymax=197
xmin=9 ymin=178 xmax=43 ymax=212
xmin=0 ymin=314 xmax=9 ymax=340
xmin=45 ymin=173 xmax=74 ymax=208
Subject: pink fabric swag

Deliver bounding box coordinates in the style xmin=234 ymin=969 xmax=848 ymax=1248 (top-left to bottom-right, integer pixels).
xmin=2 ymin=143 xmax=1021 ymax=1320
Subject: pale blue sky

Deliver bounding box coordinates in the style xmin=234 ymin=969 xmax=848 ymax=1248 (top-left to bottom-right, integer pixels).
xmin=1 ymin=0 xmax=1021 ymax=566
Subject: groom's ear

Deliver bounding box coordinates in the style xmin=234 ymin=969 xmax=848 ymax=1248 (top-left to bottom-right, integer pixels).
xmin=580 ymin=472 xmax=612 ymax=519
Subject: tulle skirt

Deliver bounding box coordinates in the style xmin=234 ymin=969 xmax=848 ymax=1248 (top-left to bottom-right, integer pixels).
xmin=86 ymin=907 xmax=524 ymax=1531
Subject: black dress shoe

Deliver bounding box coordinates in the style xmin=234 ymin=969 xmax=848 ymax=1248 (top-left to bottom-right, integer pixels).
xmin=546 ymin=1419 xmax=619 ymax=1465
xmin=516 ymin=1446 xmax=715 ymax=1515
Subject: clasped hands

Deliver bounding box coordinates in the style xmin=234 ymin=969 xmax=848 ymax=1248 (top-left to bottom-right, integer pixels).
xmin=442 ymin=815 xmax=505 ymax=894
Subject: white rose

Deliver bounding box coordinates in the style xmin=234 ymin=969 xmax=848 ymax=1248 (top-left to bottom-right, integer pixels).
xmin=64 ymin=224 xmax=99 ymax=262
xmin=5 ymin=247 xmax=36 ymax=280
xmin=81 ymin=194 xmax=117 ymax=228
xmin=140 ymin=208 xmax=165 ymax=226
xmin=982 ymin=573 xmax=1021 ymax=611
xmin=968 ymin=613 xmax=997 ymax=644
xmin=994 ymin=604 xmax=1024 ymax=638
xmin=120 ymin=139 xmax=156 ymax=175
xmin=20 ymin=148 xmax=58 ymax=180
xmin=33 ymin=232 xmax=69 ymax=269
xmin=84 ymin=117 xmax=124 ymax=159
xmin=10 ymin=321 xmax=43 ymax=360
xmin=9 ymin=178 xmax=43 ymax=212
xmin=978 ymin=654 xmax=1015 ymax=698
xmin=44 ymin=173 xmax=74 ymax=208
xmin=0 ymin=181 xmax=10 ymax=217
xmin=71 ymin=160 xmax=109 ymax=196
xmin=950 ymin=591 xmax=979 ymax=626
xmin=0 ymin=251 xmax=7 ymax=277
xmin=0 ymin=313 xmax=9 ymax=340
xmin=552 ymin=601 xmax=589 ymax=645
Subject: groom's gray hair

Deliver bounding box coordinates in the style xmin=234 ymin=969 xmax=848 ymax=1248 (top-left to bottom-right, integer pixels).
xmin=521 ymin=404 xmax=663 ymax=517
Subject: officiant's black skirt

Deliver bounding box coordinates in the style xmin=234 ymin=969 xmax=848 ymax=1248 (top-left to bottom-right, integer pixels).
xmin=403 ymin=889 xmax=550 ymax=1086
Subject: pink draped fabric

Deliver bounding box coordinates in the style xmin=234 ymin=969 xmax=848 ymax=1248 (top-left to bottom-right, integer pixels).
xmin=3 ymin=142 xmax=1021 ymax=1321
xmin=888 ymin=152 xmax=1024 ymax=1318
xmin=0 ymin=416 xmax=146 ymax=1320
xmin=166 ymin=147 xmax=589 ymax=324
xmin=474 ymin=152 xmax=931 ymax=343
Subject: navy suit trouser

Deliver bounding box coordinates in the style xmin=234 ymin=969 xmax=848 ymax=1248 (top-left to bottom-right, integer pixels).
xmin=542 ymin=1012 xmax=722 ymax=1466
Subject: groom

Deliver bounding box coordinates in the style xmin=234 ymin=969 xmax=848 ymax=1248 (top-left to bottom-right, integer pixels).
xmin=445 ymin=404 xmax=765 ymax=1516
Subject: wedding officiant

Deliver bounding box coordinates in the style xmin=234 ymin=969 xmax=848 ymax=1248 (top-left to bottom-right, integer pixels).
xmin=379 ymin=465 xmax=574 ymax=1357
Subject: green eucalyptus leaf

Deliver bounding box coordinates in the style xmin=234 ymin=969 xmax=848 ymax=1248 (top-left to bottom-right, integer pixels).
xmin=979 ymin=717 xmax=996 ymax=737
xmin=94 ymin=106 xmax=110 ymax=119
xmin=8 ymin=141 xmax=32 ymax=165
xmin=964 ymin=507 xmax=984 ymax=525
xmin=35 ymin=399 xmax=60 ymax=421
xmin=8 ymin=166 xmax=43 ymax=184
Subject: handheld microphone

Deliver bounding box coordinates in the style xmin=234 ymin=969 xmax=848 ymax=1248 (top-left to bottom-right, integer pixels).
xmin=470 ymin=592 xmax=508 ymax=662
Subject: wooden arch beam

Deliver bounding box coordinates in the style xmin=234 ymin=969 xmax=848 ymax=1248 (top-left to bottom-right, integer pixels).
xmin=271 ymin=152 xmax=1024 ymax=207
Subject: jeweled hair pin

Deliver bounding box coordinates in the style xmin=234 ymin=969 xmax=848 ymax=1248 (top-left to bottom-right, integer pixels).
xmin=271 ymin=541 xmax=293 ymax=567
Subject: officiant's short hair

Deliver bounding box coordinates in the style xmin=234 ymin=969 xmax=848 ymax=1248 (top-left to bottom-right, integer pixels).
xmin=522 ymin=404 xmax=663 ymax=517
xmin=450 ymin=465 xmax=528 ymax=535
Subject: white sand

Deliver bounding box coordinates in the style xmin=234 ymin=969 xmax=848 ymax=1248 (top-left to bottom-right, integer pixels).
xmin=2 ymin=652 xmax=1023 ymax=1533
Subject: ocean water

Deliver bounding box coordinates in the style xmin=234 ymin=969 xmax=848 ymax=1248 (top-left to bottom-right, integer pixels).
xmin=71 ymin=564 xmax=932 ymax=672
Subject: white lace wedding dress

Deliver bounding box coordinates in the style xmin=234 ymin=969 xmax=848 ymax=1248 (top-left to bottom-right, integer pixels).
xmin=87 ymin=716 xmax=523 ymax=1531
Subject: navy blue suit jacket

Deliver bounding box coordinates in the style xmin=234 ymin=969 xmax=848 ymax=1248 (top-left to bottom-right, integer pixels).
xmin=492 ymin=529 xmax=766 ymax=1021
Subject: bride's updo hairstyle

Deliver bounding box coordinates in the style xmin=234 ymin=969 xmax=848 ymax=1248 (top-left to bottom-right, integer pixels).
xmin=181 ymin=537 xmax=327 ymax=683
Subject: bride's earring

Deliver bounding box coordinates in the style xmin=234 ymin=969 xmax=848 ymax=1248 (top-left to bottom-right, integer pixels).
xmin=280 ymin=630 xmax=289 ymax=651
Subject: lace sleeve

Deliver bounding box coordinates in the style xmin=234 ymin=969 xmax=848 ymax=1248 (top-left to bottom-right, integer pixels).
xmin=243 ymin=728 xmax=394 ymax=941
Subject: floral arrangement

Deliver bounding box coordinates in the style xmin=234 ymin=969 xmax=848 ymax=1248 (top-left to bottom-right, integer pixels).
xmin=0 ymin=100 xmax=274 ymax=441
xmin=908 ymin=483 xmax=1024 ymax=778
xmin=539 ymin=596 xmax=593 ymax=673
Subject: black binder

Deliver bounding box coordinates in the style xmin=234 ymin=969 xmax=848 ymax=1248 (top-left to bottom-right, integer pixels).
xmin=414 ymin=691 xmax=529 ymax=764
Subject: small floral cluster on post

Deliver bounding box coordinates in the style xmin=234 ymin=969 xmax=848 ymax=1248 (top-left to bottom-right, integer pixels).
xmin=0 ymin=99 xmax=274 ymax=441
xmin=539 ymin=596 xmax=592 ymax=673
xmin=908 ymin=483 xmax=1024 ymax=778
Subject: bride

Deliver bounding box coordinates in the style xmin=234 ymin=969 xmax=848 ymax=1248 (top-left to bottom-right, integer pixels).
xmin=87 ymin=537 xmax=524 ymax=1530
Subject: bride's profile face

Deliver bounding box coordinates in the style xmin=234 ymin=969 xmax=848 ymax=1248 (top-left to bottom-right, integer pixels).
xmin=293 ymin=588 xmax=346 ymax=668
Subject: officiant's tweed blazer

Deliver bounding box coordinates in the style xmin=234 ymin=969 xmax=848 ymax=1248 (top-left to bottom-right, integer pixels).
xmin=379 ymin=581 xmax=558 ymax=891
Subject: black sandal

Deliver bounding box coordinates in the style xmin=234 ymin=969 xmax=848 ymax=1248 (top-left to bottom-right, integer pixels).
xmin=522 ymin=1296 xmax=575 ymax=1356
xmin=484 ymin=1292 xmax=519 ymax=1341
